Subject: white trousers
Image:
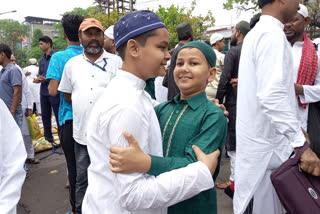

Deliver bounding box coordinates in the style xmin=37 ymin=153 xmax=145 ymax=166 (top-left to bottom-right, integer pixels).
xmin=252 ymin=155 xmax=286 ymax=214
xmin=227 ymin=151 xmax=236 ymax=181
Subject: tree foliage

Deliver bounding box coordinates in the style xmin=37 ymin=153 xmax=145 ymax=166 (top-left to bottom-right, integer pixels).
xmin=0 ymin=19 xmax=29 ymax=56
xmin=31 ymin=29 xmax=44 ymax=48
xmin=155 ymin=0 xmax=215 ymax=48
xmin=223 ymin=0 xmax=258 ymax=11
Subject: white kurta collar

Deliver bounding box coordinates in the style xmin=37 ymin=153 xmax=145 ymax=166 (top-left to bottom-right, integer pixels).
xmin=260 ymin=15 xmax=284 ymax=30
xmin=117 ymin=69 xmax=146 ymax=90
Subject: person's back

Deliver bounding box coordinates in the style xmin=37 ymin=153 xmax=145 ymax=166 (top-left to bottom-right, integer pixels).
xmin=234 ymin=6 xmax=303 ymax=214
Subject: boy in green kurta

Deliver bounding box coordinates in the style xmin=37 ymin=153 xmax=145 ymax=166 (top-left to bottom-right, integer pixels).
xmin=110 ymin=41 xmax=227 ymax=214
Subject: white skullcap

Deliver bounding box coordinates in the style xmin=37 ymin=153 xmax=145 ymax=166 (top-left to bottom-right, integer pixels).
xmin=298 ymin=4 xmax=309 ymax=18
xmin=29 ymin=58 xmax=37 ymax=65
xmin=104 ymin=25 xmax=114 ymax=40
xmin=210 ymin=33 xmax=224 ymax=46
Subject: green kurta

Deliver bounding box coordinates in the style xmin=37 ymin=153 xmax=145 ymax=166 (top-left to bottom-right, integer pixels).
xmin=150 ymin=92 xmax=227 ymax=214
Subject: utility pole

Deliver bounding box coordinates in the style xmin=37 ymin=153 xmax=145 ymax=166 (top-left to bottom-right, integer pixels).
xmin=129 ymin=0 xmax=133 ymax=12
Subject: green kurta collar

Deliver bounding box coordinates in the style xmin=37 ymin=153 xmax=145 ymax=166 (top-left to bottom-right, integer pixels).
xmin=172 ymin=92 xmax=208 ymax=110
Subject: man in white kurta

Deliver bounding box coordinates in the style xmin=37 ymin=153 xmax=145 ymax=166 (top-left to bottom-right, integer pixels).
xmin=285 ymin=5 xmax=320 ymax=131
xmin=23 ymin=59 xmax=41 ymax=113
xmin=0 ymin=99 xmax=27 ymax=214
xmin=234 ymin=13 xmax=305 ymax=214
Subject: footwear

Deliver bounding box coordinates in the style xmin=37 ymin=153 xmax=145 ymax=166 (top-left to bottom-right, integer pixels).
xmin=224 ymin=181 xmax=235 ymax=199
xmin=26 ymin=158 xmax=40 ymax=164
xmin=216 ymin=179 xmax=232 ymax=189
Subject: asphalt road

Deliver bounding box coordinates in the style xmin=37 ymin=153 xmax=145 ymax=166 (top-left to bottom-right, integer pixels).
xmin=18 ymin=148 xmax=233 ymax=214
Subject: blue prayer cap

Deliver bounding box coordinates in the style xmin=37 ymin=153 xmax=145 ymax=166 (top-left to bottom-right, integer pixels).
xmin=114 ymin=10 xmax=166 ymax=50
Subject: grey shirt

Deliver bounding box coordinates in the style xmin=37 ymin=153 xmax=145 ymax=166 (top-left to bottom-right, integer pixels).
xmin=0 ymin=62 xmax=22 ymax=110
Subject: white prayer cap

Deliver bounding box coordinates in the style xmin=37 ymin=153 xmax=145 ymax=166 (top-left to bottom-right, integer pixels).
xmin=29 ymin=58 xmax=37 ymax=65
xmin=104 ymin=25 xmax=114 ymax=40
xmin=314 ymin=38 xmax=320 ymax=45
xmin=298 ymin=4 xmax=309 ymax=18
xmin=210 ymin=33 xmax=224 ymax=46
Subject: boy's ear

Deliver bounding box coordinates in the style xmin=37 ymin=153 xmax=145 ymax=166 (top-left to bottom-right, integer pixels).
xmin=208 ymin=67 xmax=216 ymax=83
xmin=126 ymin=39 xmax=140 ymax=58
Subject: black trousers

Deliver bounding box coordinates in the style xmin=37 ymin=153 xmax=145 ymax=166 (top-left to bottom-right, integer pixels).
xmin=40 ymin=94 xmax=61 ymax=142
xmin=60 ymin=120 xmax=77 ymax=213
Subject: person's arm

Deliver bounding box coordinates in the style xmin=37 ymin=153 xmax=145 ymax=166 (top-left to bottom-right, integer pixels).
xmin=110 ymin=109 xmax=227 ymax=178
xmin=48 ymin=79 xmax=59 ymax=97
xmin=10 ymin=85 xmax=21 ymax=117
xmin=46 ymin=54 xmax=62 ymax=97
xmin=255 ymin=32 xmax=305 ymax=148
xmin=105 ymin=108 xmax=215 ymax=211
xmin=298 ymin=67 xmax=320 ymax=103
xmin=0 ymin=100 xmax=26 ymax=213
xmin=216 ymin=50 xmax=234 ymax=103
xmin=64 ymin=93 xmax=72 ymax=104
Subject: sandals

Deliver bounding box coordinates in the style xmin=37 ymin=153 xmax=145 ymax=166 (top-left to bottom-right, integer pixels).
xmin=26 ymin=158 xmax=40 ymax=164
xmin=216 ymin=179 xmax=232 ymax=189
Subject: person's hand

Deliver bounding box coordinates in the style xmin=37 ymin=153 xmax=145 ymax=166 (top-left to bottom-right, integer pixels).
xmin=298 ymin=129 xmax=320 ymax=176
xmin=33 ymin=78 xmax=40 ymax=83
xmin=37 ymin=74 xmax=46 ymax=83
xmin=25 ymin=71 xmax=31 ymax=76
xmin=110 ymin=131 xmax=151 ymax=173
xmin=213 ymin=99 xmax=229 ymax=122
xmin=294 ymin=83 xmax=304 ymax=95
xmin=230 ymin=78 xmax=238 ymax=89
xmin=192 ymin=145 xmax=220 ymax=175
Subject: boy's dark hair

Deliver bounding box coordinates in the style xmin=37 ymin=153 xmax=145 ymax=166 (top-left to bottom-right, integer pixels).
xmin=250 ymin=13 xmax=261 ymax=29
xmin=178 ymin=31 xmax=192 ymax=41
xmin=62 ymin=14 xmax=85 ymax=42
xmin=258 ymin=0 xmax=275 ymax=8
xmin=39 ymin=36 xmax=53 ymax=47
xmin=117 ymin=29 xmax=158 ymax=61
xmin=0 ymin=44 xmax=12 ymax=59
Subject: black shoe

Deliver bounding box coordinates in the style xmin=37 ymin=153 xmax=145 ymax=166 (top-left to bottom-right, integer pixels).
xmin=224 ymin=185 xmax=234 ymax=199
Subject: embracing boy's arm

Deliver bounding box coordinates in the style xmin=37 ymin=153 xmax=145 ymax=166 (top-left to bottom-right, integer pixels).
xmin=107 ymin=108 xmax=217 ymax=211
xmin=110 ymin=110 xmax=227 ymax=177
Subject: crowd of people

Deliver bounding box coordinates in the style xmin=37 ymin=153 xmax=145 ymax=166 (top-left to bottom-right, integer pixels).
xmin=1 ymin=0 xmax=320 ymax=214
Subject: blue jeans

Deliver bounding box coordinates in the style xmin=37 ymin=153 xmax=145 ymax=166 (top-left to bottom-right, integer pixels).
xmin=14 ymin=107 xmax=23 ymax=129
xmin=74 ymin=142 xmax=90 ymax=214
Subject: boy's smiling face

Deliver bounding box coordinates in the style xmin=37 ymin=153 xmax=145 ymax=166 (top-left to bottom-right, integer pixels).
xmin=137 ymin=28 xmax=171 ymax=80
xmin=174 ymin=47 xmax=216 ymax=100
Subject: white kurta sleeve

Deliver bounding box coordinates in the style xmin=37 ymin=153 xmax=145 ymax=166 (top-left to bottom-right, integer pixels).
xmin=0 ymin=100 xmax=27 ymax=214
xmin=104 ymin=108 xmax=214 ymax=211
xmin=58 ymin=62 xmax=72 ymax=93
xmin=300 ymin=66 xmax=320 ymax=103
xmin=255 ymin=32 xmax=305 ymax=148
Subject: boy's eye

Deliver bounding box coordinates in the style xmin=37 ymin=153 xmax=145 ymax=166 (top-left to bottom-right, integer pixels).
xmin=176 ymin=62 xmax=183 ymax=66
xmin=191 ymin=62 xmax=199 ymax=66
xmin=158 ymin=46 xmax=166 ymax=51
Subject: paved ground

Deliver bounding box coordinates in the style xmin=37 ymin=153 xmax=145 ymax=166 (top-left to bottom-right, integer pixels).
xmin=18 ymin=148 xmax=233 ymax=214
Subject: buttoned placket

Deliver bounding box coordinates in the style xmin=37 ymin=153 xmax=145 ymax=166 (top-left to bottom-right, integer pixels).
xmin=162 ymin=102 xmax=189 ymax=157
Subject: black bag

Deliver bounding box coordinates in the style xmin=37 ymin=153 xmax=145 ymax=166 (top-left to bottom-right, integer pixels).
xmin=307 ymin=101 xmax=320 ymax=158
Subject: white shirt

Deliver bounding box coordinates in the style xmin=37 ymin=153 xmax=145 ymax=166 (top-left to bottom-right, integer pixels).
xmin=15 ymin=65 xmax=33 ymax=110
xmin=205 ymin=49 xmax=225 ymax=101
xmin=58 ymin=50 xmax=118 ymax=145
xmin=23 ymin=65 xmax=40 ymax=104
xmin=105 ymin=51 xmax=123 ymax=69
xmin=291 ymin=41 xmax=320 ymax=131
xmin=82 ymin=70 xmax=214 ymax=214
xmin=155 ymin=76 xmax=168 ymax=103
xmin=0 ymin=99 xmax=26 ymax=214
xmin=234 ymin=15 xmax=306 ymax=214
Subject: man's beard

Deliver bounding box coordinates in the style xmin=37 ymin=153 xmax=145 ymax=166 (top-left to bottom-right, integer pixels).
xmin=230 ymin=38 xmax=237 ymax=46
xmin=84 ymin=40 xmax=102 ymax=55
xmin=85 ymin=46 xmax=102 ymax=55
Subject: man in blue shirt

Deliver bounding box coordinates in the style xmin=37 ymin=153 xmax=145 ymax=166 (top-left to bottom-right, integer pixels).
xmin=34 ymin=36 xmax=60 ymax=143
xmin=0 ymin=44 xmax=23 ymax=128
xmin=47 ymin=14 xmax=84 ymax=214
